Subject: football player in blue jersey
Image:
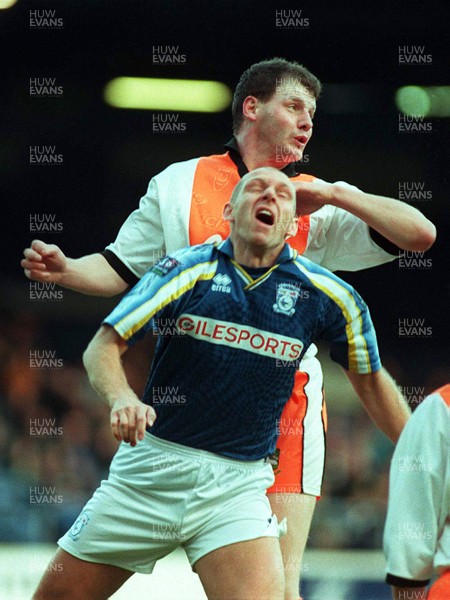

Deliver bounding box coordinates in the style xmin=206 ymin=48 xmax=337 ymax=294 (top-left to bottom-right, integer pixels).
xmin=33 ymin=168 xmax=410 ymax=600
xmin=23 ymin=58 xmax=436 ymax=600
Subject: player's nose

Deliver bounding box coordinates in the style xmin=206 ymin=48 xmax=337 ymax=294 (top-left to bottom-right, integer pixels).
xmin=261 ymin=185 xmax=277 ymax=202
xmin=298 ymin=110 xmax=313 ymax=132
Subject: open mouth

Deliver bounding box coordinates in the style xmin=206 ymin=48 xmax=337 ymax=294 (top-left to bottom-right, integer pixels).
xmin=294 ymin=135 xmax=308 ymax=147
xmin=255 ymin=208 xmax=275 ymax=226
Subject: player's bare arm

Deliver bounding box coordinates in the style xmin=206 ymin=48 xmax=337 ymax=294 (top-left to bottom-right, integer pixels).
xmin=344 ymin=367 xmax=410 ymax=443
xmin=295 ymin=179 xmax=436 ymax=251
xmin=83 ymin=325 xmax=156 ymax=445
xmin=21 ymin=239 xmax=128 ymax=296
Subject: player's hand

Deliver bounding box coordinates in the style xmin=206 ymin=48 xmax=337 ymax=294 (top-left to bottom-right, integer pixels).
xmin=294 ymin=179 xmax=361 ymax=215
xmin=21 ymin=240 xmax=67 ymax=282
xmin=110 ymin=398 xmax=156 ymax=447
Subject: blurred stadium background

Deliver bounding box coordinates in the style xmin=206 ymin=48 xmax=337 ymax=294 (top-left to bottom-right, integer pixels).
xmin=0 ymin=0 xmax=449 ymax=598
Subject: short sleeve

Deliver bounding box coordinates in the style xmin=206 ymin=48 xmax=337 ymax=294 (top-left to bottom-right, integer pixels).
xmin=104 ymin=177 xmax=166 ymax=279
xmin=305 ymin=206 xmax=397 ymax=272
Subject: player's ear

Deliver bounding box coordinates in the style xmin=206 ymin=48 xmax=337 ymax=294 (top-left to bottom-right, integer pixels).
xmin=242 ymin=96 xmax=259 ymax=123
xmin=285 ymin=216 xmax=299 ymax=239
xmin=223 ymin=202 xmax=234 ymax=222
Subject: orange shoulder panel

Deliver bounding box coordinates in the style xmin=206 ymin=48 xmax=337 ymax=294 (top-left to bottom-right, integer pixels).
xmin=188 ymin=153 xmax=239 ymax=245
xmin=434 ymin=383 xmax=450 ymax=407
xmin=288 ymin=172 xmax=316 ymax=255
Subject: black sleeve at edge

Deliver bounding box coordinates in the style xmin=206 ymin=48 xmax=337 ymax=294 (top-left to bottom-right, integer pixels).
xmin=101 ymin=250 xmax=139 ymax=287
xmin=386 ymin=573 xmax=431 ymax=587
xmin=369 ymin=227 xmax=400 ymax=256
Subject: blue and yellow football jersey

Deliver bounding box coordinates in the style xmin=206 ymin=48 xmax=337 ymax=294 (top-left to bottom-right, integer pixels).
xmin=104 ymin=239 xmax=381 ymax=460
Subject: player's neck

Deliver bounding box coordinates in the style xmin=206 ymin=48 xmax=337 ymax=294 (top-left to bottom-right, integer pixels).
xmin=236 ymin=132 xmax=290 ymax=172
xmin=231 ymin=238 xmax=283 ymax=269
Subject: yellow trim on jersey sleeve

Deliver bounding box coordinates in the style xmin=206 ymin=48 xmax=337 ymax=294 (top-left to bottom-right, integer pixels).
xmin=293 ymin=260 xmax=371 ymax=372
xmin=116 ymin=260 xmax=218 ymax=340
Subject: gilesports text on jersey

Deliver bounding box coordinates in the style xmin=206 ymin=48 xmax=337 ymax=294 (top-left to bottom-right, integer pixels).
xmin=177 ymin=314 xmax=303 ymax=360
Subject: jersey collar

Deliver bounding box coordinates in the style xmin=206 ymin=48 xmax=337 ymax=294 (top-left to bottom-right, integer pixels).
xmin=217 ymin=237 xmax=297 ymax=265
xmin=224 ymin=137 xmax=300 ymax=178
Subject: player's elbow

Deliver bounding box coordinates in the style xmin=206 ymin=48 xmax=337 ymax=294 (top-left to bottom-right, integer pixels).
xmin=82 ymin=342 xmax=94 ymax=375
xmin=101 ymin=277 xmax=129 ymax=297
xmin=405 ymin=220 xmax=436 ymax=252
xmin=82 ymin=335 xmax=102 ymax=379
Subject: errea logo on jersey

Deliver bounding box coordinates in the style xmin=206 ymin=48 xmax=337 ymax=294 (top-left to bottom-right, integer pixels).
xmin=211 ymin=273 xmax=231 ymax=293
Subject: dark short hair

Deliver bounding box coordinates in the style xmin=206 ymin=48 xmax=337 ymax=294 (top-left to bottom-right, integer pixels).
xmin=232 ymin=58 xmax=322 ymax=134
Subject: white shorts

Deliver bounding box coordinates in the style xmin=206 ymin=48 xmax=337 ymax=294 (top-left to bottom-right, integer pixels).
xmin=58 ymin=433 xmax=279 ymax=574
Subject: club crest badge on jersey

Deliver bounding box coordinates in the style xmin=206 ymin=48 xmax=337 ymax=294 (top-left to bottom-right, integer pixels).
xmin=213 ymin=167 xmax=232 ymax=191
xmin=273 ymin=283 xmax=300 ymax=316
xmin=68 ymin=511 xmax=90 ymax=542
xmin=152 ymin=256 xmax=181 ymax=276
